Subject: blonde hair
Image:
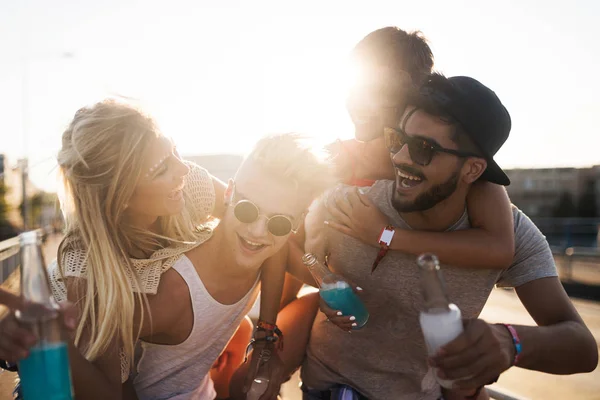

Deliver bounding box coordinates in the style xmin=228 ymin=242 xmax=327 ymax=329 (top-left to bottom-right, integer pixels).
xmin=240 ymin=133 xmax=334 ymax=198
xmin=57 ymin=99 xmax=201 ymax=365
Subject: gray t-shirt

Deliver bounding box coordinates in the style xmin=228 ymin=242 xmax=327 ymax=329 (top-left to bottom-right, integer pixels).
xmin=301 ymin=180 xmax=557 ymax=400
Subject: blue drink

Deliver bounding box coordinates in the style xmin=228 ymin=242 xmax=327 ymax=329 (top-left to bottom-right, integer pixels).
xmin=301 ymin=253 xmax=370 ymax=330
xmin=320 ymin=282 xmax=369 ymax=329
xmin=19 ymin=342 xmax=73 ymax=400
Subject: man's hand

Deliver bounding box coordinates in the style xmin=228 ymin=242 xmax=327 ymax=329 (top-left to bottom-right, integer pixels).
xmin=0 ymin=301 xmax=78 ymax=363
xmin=243 ymin=338 xmax=285 ymax=400
xmin=430 ymin=319 xmax=514 ymax=391
xmin=325 ymin=186 xmax=389 ymax=248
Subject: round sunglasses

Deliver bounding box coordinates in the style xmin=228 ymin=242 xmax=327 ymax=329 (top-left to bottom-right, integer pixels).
xmin=383 ymin=126 xmax=479 ymax=166
xmin=232 ymin=200 xmax=298 ymax=237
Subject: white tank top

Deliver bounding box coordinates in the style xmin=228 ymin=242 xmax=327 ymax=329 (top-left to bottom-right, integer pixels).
xmin=133 ymin=255 xmax=260 ymax=400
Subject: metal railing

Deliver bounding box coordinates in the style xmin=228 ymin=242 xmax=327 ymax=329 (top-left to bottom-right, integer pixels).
xmin=561 ymin=247 xmax=600 ymax=282
xmin=0 ymin=235 xmax=20 ymax=285
xmin=533 ymin=217 xmax=600 ymax=249
xmin=551 ymin=246 xmax=600 ymax=282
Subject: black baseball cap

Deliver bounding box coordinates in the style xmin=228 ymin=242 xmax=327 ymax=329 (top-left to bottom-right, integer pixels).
xmin=414 ymin=73 xmax=511 ymax=186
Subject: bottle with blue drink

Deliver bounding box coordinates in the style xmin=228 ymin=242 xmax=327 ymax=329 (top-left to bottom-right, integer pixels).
xmin=16 ymin=231 xmax=74 ymax=400
xmin=302 ymin=253 xmax=369 ymax=329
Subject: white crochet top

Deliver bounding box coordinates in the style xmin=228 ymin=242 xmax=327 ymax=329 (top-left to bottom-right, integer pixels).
xmin=48 ymin=162 xmax=217 ymax=382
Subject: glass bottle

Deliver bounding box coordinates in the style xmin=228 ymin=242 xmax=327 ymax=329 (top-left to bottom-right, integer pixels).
xmin=302 ymin=253 xmax=369 ymax=329
xmin=16 ymin=231 xmax=74 ymax=400
xmin=417 ymin=253 xmax=464 ymax=389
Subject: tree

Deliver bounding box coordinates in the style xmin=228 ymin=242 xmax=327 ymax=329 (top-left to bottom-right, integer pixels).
xmin=0 ymin=182 xmax=18 ymax=241
xmin=577 ymin=180 xmax=598 ymax=218
xmin=0 ymin=182 xmax=9 ymax=224
xmin=20 ymin=191 xmax=59 ymax=229
xmin=553 ymin=191 xmax=577 ymax=218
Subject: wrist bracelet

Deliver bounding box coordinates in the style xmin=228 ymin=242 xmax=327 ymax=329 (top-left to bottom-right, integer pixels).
xmin=257 ymin=320 xmax=277 ymax=331
xmin=501 ymin=323 xmax=522 ymax=366
xmin=0 ymin=360 xmax=18 ymax=372
xmin=371 ymin=225 xmax=395 ymax=273
xmin=255 ymin=320 xmax=284 ymax=351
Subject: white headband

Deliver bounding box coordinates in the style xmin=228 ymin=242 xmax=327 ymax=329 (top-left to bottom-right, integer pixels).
xmin=145 ymin=154 xmax=170 ymax=178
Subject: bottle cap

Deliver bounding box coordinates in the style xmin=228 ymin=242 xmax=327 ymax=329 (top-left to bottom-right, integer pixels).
xmin=19 ymin=231 xmax=40 ymax=246
xmin=416 ymin=253 xmax=440 ymax=270
xmin=302 ymin=253 xmax=317 ymax=266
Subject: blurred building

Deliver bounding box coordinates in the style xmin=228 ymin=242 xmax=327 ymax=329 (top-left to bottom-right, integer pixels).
xmin=0 ymin=154 xmax=31 ymax=227
xmin=0 ymin=154 xmax=55 ymax=231
xmin=505 ymin=165 xmax=600 ymax=218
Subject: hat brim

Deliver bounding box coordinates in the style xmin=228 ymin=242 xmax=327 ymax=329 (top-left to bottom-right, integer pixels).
xmin=479 ymin=158 xmax=510 ymax=186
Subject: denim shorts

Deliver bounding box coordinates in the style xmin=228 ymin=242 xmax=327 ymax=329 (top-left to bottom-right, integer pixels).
xmin=301 ymin=384 xmax=368 ymax=400
xmin=301 ymin=384 xmax=446 ymax=400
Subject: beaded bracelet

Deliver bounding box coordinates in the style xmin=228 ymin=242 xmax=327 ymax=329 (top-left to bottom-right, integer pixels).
xmin=501 ymin=323 xmax=522 ymax=366
xmin=256 ymin=320 xmax=277 ymax=331
xmin=256 ymin=320 xmax=284 ymax=350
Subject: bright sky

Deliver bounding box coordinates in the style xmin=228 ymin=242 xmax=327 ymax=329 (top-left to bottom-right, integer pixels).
xmin=1 ymin=0 xmax=599 ymax=191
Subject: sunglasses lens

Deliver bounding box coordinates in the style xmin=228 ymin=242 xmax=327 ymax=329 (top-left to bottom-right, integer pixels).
xmin=407 ymin=139 xmax=433 ymax=166
xmin=234 ymin=201 xmax=259 ymax=224
xmin=267 ymin=216 xmax=293 ymax=237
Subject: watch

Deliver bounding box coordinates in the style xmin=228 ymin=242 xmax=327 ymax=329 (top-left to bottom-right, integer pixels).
xmin=371 ymin=225 xmax=395 ymax=273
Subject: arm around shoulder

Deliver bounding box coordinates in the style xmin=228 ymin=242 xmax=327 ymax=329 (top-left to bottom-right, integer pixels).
xmin=466 ymin=181 xmax=515 ymax=267
xmin=388 ymin=182 xmax=514 ymax=269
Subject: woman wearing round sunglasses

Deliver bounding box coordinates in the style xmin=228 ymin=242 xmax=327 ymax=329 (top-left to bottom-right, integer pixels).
xmin=230 ymin=189 xmax=304 ymax=238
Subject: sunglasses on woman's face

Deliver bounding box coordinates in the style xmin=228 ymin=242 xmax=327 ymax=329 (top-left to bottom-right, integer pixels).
xmin=229 ymin=186 xmax=299 ymax=237
xmin=383 ymin=126 xmax=479 ymax=166
xmin=233 ymin=200 xmax=298 ymax=236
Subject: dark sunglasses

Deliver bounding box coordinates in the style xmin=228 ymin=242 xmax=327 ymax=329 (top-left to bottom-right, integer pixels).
xmin=383 ymin=126 xmax=479 ymax=166
xmin=229 ymin=187 xmax=300 ymax=237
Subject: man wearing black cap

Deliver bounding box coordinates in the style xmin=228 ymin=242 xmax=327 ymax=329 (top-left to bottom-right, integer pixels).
xmin=385 ymin=73 xmax=511 ymax=215
xmin=299 ymin=74 xmax=597 ymax=399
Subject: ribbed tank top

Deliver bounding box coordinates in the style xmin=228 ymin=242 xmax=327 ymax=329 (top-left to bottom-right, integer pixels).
xmin=133 ymin=255 xmax=260 ymax=400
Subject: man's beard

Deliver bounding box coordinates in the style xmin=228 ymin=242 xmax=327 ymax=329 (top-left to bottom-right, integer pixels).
xmin=392 ymin=170 xmax=460 ymax=213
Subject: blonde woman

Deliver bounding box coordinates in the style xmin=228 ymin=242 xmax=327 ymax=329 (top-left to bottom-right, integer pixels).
xmin=49 ymin=100 xmax=227 ymax=399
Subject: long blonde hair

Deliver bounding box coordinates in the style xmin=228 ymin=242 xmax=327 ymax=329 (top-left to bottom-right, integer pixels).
xmin=57 ymin=99 xmax=201 ymax=364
